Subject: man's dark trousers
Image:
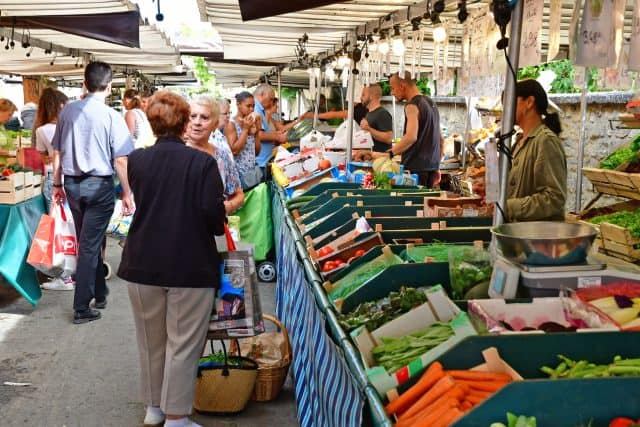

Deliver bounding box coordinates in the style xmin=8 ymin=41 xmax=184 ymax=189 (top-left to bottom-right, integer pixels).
xmin=64 ymin=176 xmax=115 ymax=312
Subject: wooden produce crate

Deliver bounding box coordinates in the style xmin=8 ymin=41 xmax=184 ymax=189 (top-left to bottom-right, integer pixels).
xmin=0 ymin=172 xmax=25 ymax=204
xmin=582 ymin=167 xmax=640 ymax=200
xmin=599 ymin=222 xmax=640 ymax=262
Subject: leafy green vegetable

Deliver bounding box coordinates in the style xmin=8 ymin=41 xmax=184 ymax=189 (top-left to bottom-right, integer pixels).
xmin=589 ymin=209 xmax=640 ymax=239
xmin=600 ymin=135 xmax=640 ymax=170
xmin=449 ymin=247 xmax=492 ymax=299
xmin=403 ymin=243 xmax=474 ymax=263
xmin=372 ymin=322 xmax=453 ymax=373
xmin=338 ymin=286 xmax=429 ymax=332
xmin=373 ymin=173 xmax=392 ymax=190
xmin=328 ymin=252 xmax=403 ymax=301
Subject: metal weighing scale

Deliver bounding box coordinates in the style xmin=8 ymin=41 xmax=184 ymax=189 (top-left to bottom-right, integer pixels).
xmin=487 ymin=222 xmax=640 ymax=299
xmin=489 ymin=256 xmax=640 ymax=299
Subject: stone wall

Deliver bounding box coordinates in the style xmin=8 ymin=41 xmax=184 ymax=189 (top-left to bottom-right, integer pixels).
xmin=381 ymin=93 xmax=640 ymax=212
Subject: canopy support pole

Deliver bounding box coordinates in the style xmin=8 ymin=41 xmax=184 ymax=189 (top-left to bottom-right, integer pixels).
xmin=495 ymin=0 xmax=525 ymax=227
xmin=462 ymin=96 xmax=471 ymax=171
xmin=313 ymin=73 xmax=321 ymax=130
xmin=277 ymin=69 xmax=282 ymax=118
xmin=575 ymin=69 xmax=589 ymax=212
xmin=346 ymin=62 xmax=356 ymax=164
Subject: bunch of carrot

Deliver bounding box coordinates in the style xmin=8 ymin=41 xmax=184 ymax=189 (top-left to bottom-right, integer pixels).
xmin=385 ymin=361 xmax=513 ymax=427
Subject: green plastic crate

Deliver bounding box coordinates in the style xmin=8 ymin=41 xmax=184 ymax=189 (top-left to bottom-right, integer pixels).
xmin=301 ymin=196 xmax=430 ymax=225
xmin=379 ymin=227 xmax=492 ymax=245
xmin=300 ymin=189 xmax=439 ymax=213
xmin=452 ymin=377 xmax=640 ymax=427
xmin=337 ymin=262 xmax=452 ymax=313
xmin=302 ymin=206 xmax=427 ymax=238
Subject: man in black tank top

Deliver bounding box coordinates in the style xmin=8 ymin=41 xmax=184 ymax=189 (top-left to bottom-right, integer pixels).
xmin=389 ymin=71 xmax=443 ymax=188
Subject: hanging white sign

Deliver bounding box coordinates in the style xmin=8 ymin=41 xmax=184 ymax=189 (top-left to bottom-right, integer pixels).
xmin=575 ymin=0 xmax=616 ymax=68
xmin=629 ymin=0 xmax=640 ymax=71
xmin=547 ymin=0 xmax=562 ymax=61
xmin=519 ymin=0 xmax=544 ymax=67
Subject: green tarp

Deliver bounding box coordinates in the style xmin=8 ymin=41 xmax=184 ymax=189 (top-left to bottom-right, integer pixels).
xmin=0 ymin=196 xmax=45 ymax=306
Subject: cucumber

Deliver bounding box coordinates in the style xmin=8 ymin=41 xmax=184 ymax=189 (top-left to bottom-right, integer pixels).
xmin=285 ymin=196 xmax=315 ymax=208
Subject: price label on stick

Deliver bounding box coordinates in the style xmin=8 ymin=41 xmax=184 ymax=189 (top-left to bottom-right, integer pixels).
xmin=629 ymin=0 xmax=640 ymax=71
xmin=519 ymin=0 xmax=544 ymax=67
xmin=575 ymin=0 xmax=616 ymax=68
xmin=547 ymin=0 xmax=562 ymax=61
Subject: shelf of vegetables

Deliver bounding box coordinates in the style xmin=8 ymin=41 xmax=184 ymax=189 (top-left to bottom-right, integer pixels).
xmin=272 ymin=179 xmax=640 ymax=427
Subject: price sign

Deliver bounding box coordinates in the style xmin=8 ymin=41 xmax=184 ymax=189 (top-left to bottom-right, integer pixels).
xmin=519 ymin=0 xmax=544 ymax=67
xmin=575 ymin=0 xmax=615 ymax=68
xmin=629 ymin=0 xmax=640 ymax=71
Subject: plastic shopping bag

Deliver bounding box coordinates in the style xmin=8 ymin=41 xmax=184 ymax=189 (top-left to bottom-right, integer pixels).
xmin=106 ymin=199 xmax=133 ymax=241
xmin=27 ymin=212 xmax=56 ymax=275
xmin=52 ymin=203 xmax=77 ymax=276
xmin=27 ymin=203 xmax=78 ymax=276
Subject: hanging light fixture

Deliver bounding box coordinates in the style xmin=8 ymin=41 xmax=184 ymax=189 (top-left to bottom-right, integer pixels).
xmin=378 ymin=30 xmax=389 ymax=55
xmin=391 ymin=26 xmax=405 ymax=56
xmin=337 ymin=53 xmax=350 ymax=69
xmin=433 ymin=25 xmax=447 ymax=43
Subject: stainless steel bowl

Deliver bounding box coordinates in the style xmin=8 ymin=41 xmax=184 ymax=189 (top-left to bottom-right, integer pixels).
xmin=492 ymin=221 xmax=598 ymax=265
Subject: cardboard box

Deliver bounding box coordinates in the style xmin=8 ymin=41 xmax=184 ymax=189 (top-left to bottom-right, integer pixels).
xmin=352 ymin=285 xmax=477 ymax=395
xmin=0 ymin=172 xmax=25 ymax=204
xmin=468 ymin=298 xmax=618 ymax=334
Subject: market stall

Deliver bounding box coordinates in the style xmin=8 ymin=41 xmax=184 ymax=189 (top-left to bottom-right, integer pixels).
xmin=203 ymin=0 xmax=640 ymax=425
xmin=0 ymin=194 xmax=45 ymax=305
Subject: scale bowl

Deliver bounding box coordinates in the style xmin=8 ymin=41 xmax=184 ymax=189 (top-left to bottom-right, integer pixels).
xmin=492 ymin=221 xmax=598 ymax=265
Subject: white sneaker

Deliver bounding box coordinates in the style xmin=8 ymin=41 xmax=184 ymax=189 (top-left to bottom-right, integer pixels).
xmin=41 ymin=277 xmax=74 ymax=291
xmin=143 ymin=406 xmax=165 ymax=427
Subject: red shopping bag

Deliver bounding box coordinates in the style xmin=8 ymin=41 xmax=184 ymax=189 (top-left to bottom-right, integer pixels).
xmin=27 ymin=213 xmax=56 ymax=275
xmin=27 ymin=203 xmax=77 ymax=276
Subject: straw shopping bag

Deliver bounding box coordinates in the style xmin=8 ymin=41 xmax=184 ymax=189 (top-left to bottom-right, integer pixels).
xmin=193 ymin=340 xmax=258 ymax=414
xmin=232 ymin=314 xmax=292 ymax=402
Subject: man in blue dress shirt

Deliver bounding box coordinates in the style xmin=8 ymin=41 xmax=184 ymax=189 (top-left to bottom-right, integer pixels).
xmin=253 ymin=83 xmax=287 ymax=174
xmin=52 ymin=61 xmax=135 ymax=324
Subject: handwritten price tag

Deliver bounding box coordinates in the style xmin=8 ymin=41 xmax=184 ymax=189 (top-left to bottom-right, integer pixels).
xmin=519 ymin=0 xmax=544 ymax=67
xmin=629 ymin=0 xmax=640 ymax=71
xmin=575 ymin=0 xmax=615 ymax=67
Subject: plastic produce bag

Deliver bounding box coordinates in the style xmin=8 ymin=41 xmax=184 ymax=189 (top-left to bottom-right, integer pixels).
xmin=448 ymin=245 xmax=492 ymax=299
xmin=106 ymin=199 xmax=133 ymax=241
xmin=27 ymin=202 xmax=77 ymax=277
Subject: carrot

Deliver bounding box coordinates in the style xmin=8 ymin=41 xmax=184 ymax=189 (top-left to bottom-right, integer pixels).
xmin=455 ymin=379 xmax=510 ymax=392
xmin=385 ymin=362 xmax=445 ymax=416
xmin=394 ymin=398 xmax=459 ymax=427
xmin=397 ymin=375 xmax=457 ymax=421
xmin=410 ymin=399 xmax=461 ymax=427
xmin=446 ymin=370 xmax=513 ymax=382
xmin=466 ymin=389 xmax=493 ymax=399
xmin=466 ymin=393 xmax=490 ymax=405
xmin=429 ymin=407 xmax=465 ymax=427
xmin=460 ymin=400 xmax=473 ymax=411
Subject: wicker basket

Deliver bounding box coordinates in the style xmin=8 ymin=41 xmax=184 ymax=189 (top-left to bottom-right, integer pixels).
xmin=252 ymin=314 xmax=292 ymax=402
xmin=193 ymin=341 xmax=258 ymax=415
xmin=231 ymin=314 xmax=292 ymax=402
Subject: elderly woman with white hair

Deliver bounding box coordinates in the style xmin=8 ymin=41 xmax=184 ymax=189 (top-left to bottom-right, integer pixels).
xmin=186 ymin=95 xmax=244 ymax=214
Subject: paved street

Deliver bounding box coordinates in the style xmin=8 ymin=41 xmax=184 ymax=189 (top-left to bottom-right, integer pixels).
xmin=0 ymin=239 xmax=298 ymax=427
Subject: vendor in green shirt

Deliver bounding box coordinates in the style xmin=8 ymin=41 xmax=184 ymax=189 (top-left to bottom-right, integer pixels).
xmin=507 ymin=79 xmax=567 ymax=222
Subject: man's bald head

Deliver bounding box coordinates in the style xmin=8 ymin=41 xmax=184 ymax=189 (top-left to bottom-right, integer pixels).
xmin=389 ymin=71 xmax=416 ymax=102
xmin=368 ymin=83 xmax=383 ymax=100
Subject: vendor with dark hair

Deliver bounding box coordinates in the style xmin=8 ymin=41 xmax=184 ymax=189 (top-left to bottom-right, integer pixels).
xmin=506 ymin=79 xmax=567 ymax=222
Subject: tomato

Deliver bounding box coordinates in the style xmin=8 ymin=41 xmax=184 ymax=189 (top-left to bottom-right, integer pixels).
xmin=322 ymin=261 xmax=337 ymax=272
xmin=318 ymin=246 xmax=334 ymax=257
xmin=354 ymin=249 xmax=366 ymax=257
xmin=609 ymin=418 xmax=640 ymax=427
xmin=347 ymin=257 xmax=356 ymax=264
